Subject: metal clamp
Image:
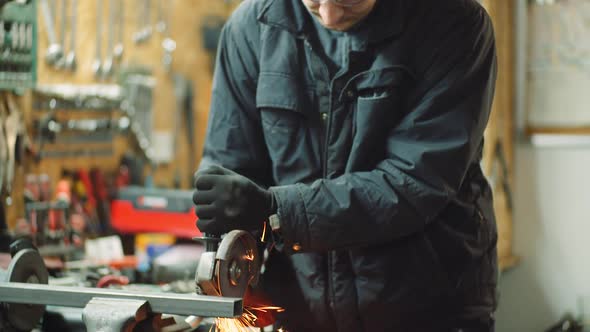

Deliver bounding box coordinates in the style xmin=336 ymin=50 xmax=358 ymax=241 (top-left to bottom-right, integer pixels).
xmin=82 ymin=297 xmax=172 ymax=332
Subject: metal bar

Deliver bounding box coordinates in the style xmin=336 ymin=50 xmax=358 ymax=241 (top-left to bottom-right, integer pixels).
xmin=0 ymin=282 xmax=242 ymax=318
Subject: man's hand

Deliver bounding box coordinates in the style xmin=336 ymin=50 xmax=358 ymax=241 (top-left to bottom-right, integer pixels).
xmin=193 ymin=165 xmax=276 ymax=235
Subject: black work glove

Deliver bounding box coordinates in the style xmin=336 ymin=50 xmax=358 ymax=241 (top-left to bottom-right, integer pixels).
xmin=193 ymin=165 xmax=276 ymax=235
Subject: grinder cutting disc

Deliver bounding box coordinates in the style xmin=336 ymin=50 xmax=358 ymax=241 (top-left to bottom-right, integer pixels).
xmin=214 ymin=230 xmax=260 ymax=298
xmin=3 ymin=248 xmax=49 ymax=331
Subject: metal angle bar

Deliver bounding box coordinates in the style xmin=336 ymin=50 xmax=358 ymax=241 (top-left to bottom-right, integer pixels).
xmin=0 ymin=282 xmax=242 ymax=318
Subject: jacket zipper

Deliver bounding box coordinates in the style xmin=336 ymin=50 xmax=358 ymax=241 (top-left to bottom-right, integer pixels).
xmin=303 ymin=39 xmax=328 ymax=178
xmin=304 ymin=38 xmax=335 ymax=315
xmin=304 ymin=38 xmax=337 ymax=315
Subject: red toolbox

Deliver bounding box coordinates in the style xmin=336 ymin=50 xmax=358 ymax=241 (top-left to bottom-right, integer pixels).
xmin=111 ymin=186 xmax=200 ymax=239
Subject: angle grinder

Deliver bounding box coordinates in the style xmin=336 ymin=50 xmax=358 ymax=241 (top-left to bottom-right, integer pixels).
xmin=194 ymin=231 xmax=261 ymax=299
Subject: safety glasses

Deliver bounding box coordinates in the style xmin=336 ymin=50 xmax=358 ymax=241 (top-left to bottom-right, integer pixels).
xmin=308 ymin=0 xmax=367 ymax=7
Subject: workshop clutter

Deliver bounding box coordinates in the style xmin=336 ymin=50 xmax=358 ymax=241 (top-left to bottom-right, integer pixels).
xmin=134 ymin=232 xmax=175 ymax=274
xmin=30 ymin=80 xmax=158 ymax=163
xmin=0 ymin=0 xmax=290 ymax=331
xmin=21 ymin=173 xmax=75 ymax=247
xmin=0 ymin=0 xmax=219 ymax=182
xmin=0 ymin=240 xmax=49 ymax=332
xmin=0 ymin=240 xmax=242 ymax=332
xmin=19 ymin=168 xmax=115 ymax=251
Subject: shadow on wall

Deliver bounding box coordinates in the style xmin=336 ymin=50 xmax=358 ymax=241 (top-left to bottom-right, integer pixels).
xmin=495 ymin=143 xmax=553 ymax=331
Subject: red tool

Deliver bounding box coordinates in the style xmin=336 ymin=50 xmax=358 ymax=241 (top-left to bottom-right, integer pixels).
xmin=111 ymin=186 xmax=200 ymax=238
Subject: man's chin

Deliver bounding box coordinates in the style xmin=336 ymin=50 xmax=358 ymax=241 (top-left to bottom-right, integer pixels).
xmin=320 ymin=21 xmax=354 ymax=31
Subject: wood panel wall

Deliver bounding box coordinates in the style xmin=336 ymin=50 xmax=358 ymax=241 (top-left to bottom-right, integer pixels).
xmin=7 ymin=0 xmax=237 ymax=227
xmin=481 ymin=0 xmax=518 ymax=271
xmin=9 ymin=0 xmax=518 ymax=271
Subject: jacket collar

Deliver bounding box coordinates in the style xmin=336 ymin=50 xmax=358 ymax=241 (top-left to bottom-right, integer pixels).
xmin=257 ymin=0 xmax=406 ymax=45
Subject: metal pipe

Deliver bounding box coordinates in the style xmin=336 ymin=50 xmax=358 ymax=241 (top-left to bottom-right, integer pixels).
xmin=0 ymin=282 xmax=242 ymax=318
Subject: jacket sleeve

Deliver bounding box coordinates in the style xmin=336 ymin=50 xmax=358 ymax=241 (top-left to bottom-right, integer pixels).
xmin=199 ymin=6 xmax=271 ymax=186
xmin=271 ymin=8 xmax=498 ymax=252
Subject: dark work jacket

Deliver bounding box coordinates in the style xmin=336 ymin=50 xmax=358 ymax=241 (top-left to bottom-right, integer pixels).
xmin=200 ymin=0 xmax=499 ymax=331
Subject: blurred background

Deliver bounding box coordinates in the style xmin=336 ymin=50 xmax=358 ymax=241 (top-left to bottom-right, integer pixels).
xmin=0 ymin=0 xmax=587 ymax=331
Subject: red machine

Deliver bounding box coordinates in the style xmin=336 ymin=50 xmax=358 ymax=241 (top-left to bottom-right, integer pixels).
xmin=110 ymin=186 xmax=200 ymax=239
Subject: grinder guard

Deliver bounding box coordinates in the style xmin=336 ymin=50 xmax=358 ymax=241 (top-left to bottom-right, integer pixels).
xmin=195 ymin=230 xmax=261 ymax=299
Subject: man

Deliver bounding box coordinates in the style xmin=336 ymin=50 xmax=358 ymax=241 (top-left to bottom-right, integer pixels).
xmin=193 ymin=0 xmax=498 ymax=331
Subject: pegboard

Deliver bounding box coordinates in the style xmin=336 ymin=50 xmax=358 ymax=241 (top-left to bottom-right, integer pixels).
xmin=6 ymin=0 xmax=238 ymax=228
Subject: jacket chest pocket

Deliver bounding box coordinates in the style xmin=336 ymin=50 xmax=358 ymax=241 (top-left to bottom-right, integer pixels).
xmin=341 ymin=68 xmax=413 ymax=169
xmin=347 ymin=69 xmax=411 ymax=139
xmin=354 ymin=91 xmax=400 ymax=138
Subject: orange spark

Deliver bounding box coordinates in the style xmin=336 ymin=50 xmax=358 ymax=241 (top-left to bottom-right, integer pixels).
xmin=243 ymin=249 xmax=255 ymax=261
xmin=261 ymin=221 xmax=267 ymax=242
xmin=213 ymin=305 xmax=284 ymax=331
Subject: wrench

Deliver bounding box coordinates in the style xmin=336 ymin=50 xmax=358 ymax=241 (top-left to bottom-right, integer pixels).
xmin=0 ymin=21 xmax=4 ymax=49
xmin=19 ymin=22 xmax=27 ymax=51
xmin=102 ymin=0 xmax=114 ymax=77
xmin=49 ymin=0 xmax=57 ymax=22
xmin=54 ymin=0 xmax=67 ymax=68
xmin=159 ymin=0 xmax=174 ymax=72
xmin=162 ymin=37 xmax=176 ymax=73
xmin=9 ymin=23 xmax=17 ymax=50
xmin=26 ymin=24 xmax=33 ymax=51
xmin=132 ymin=0 xmax=145 ymax=43
xmin=155 ymin=0 xmax=166 ymax=33
xmin=133 ymin=0 xmax=152 ymax=43
xmin=0 ymin=97 xmax=7 ymax=194
xmin=5 ymin=94 xmax=21 ymax=201
xmin=40 ymin=0 xmax=63 ymax=65
xmin=92 ymin=0 xmax=103 ymax=78
xmin=65 ymin=0 xmax=77 ymax=71
xmin=113 ymin=0 xmax=124 ymax=60
xmin=143 ymin=0 xmax=153 ymax=41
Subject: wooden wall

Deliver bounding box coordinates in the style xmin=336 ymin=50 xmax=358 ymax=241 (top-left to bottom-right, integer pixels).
xmin=7 ymin=0 xmax=237 ymax=227
xmin=481 ymin=0 xmax=518 ymax=271
xmin=9 ymin=0 xmax=518 ymax=271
